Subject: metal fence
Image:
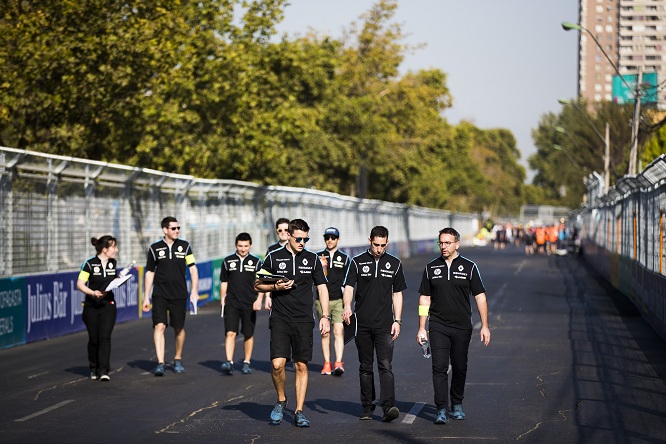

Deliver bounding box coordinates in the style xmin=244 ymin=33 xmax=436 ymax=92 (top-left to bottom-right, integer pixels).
xmin=0 ymin=147 xmax=480 ymax=278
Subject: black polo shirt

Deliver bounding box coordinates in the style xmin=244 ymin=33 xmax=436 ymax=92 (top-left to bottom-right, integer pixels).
xmin=146 ymin=238 xmax=196 ymax=300
xmin=418 ymin=254 xmax=486 ymax=330
xmin=343 ymin=250 xmax=407 ymax=328
xmin=316 ymin=249 xmax=350 ymax=300
xmin=260 ymin=247 xmax=327 ymax=323
xmin=220 ymin=253 xmax=262 ymax=310
xmin=78 ymin=256 xmax=118 ymax=303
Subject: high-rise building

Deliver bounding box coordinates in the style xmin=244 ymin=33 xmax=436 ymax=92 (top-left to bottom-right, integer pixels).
xmin=576 ymin=0 xmax=666 ymax=107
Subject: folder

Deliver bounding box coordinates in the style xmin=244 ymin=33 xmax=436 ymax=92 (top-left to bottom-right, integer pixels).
xmin=104 ymin=273 xmax=132 ymax=292
xmin=344 ymin=313 xmax=357 ymax=344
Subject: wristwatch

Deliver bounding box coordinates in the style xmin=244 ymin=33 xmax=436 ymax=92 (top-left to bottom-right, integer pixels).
xmin=394 ymin=319 xmax=402 ymax=325
xmin=323 ymin=314 xmax=332 ymax=321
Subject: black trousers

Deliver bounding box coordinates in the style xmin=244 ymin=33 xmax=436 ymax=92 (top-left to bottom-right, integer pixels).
xmin=82 ymin=301 xmax=117 ymax=374
xmin=430 ymin=321 xmax=472 ymax=409
xmin=355 ymin=325 xmax=395 ymax=411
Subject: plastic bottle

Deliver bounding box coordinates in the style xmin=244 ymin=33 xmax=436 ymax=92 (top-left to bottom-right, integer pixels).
xmin=119 ymin=260 xmax=136 ymax=277
xmin=420 ymin=335 xmax=431 ymax=358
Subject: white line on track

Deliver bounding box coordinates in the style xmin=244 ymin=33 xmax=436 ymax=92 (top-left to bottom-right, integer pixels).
xmin=401 ymin=402 xmax=425 ymax=424
xmin=15 ymin=400 xmax=75 ymax=422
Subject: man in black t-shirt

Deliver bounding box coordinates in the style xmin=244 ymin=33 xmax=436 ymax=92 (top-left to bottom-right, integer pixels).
xmin=342 ymin=226 xmax=406 ymax=423
xmin=417 ymin=227 xmax=490 ymax=425
xmin=263 ymin=217 xmax=290 ymax=311
xmin=220 ymin=233 xmax=264 ymax=375
xmin=255 ymin=219 xmax=330 ymax=428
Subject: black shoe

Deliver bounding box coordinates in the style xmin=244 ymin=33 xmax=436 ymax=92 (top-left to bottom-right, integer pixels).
xmin=382 ymin=406 xmax=400 ymax=422
xmin=359 ymin=407 xmax=374 ymax=420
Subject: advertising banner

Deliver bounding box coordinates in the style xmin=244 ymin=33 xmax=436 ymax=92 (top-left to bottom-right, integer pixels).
xmin=0 ymin=277 xmax=26 ymax=349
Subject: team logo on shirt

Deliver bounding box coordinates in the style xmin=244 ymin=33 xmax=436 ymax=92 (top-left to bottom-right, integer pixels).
xmin=362 ymin=265 xmax=370 ymax=273
xmin=434 ymin=268 xmax=441 ymax=276
xmin=385 ymin=262 xmax=391 ymax=270
xmin=337 ymin=256 xmax=341 ymax=262
xmin=178 ymin=246 xmax=183 ymax=252
xmin=248 ymin=260 xmax=253 ymax=265
xmin=108 ymin=263 xmax=114 ymax=269
xmin=279 ymin=262 xmax=287 ymax=270
xmin=302 ymin=258 xmax=308 ymax=265
xmin=93 ymin=266 xmax=100 ymax=273
xmin=230 ymin=262 xmax=237 ymax=269
xmin=159 ymin=250 xmax=166 ymax=257
xmin=458 ymin=265 xmax=464 ymax=271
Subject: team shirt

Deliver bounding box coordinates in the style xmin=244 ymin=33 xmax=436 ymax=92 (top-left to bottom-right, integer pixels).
xmin=78 ymin=256 xmax=118 ymax=304
xmin=316 ymin=249 xmax=350 ymax=300
xmin=418 ymin=254 xmax=486 ymax=330
xmin=266 ymin=242 xmax=285 ymax=255
xmin=146 ymin=238 xmax=196 ymax=300
xmin=260 ymin=246 xmax=327 ymax=323
xmin=220 ymin=252 xmax=262 ymax=310
xmin=343 ymin=250 xmax=407 ymax=328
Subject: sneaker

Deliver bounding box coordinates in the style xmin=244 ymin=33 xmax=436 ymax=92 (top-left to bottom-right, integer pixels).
xmin=434 ymin=408 xmax=447 ymax=424
xmin=221 ymin=360 xmax=234 ymax=375
xmin=154 ymin=363 xmax=165 ymax=377
xmin=174 ymin=360 xmax=185 ymax=374
xmin=359 ymin=406 xmax=374 ymax=420
xmin=90 ymin=371 xmax=98 ymax=380
xmin=382 ymin=406 xmax=400 ymax=422
xmin=450 ymin=404 xmax=465 ymax=420
xmin=99 ymin=374 xmax=110 ymax=382
xmin=333 ymin=361 xmax=345 ymax=376
xmin=321 ymin=362 xmax=332 ymax=375
xmin=294 ymin=410 xmax=310 ymax=427
xmin=241 ymin=362 xmax=252 ymax=374
xmin=269 ymin=399 xmax=287 ymax=425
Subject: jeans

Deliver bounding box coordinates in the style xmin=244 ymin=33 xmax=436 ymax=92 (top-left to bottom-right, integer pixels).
xmin=355 ymin=325 xmax=395 ymax=411
xmin=430 ymin=321 xmax=472 ymax=409
xmin=82 ymin=301 xmax=117 ymax=374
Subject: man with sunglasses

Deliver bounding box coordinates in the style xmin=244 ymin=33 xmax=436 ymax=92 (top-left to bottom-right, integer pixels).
xmin=416 ymin=227 xmax=490 ymax=425
xmin=316 ymin=227 xmax=350 ymax=376
xmin=255 ymin=219 xmax=331 ymax=428
xmin=143 ymin=216 xmax=199 ymax=377
xmin=342 ymin=226 xmax=406 ymax=422
xmin=264 ymin=218 xmax=290 ymax=310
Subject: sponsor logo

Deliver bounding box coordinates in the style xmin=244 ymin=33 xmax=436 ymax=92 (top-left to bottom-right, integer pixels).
xmin=159 ymin=250 xmax=166 ymax=257
xmin=385 ymin=262 xmax=391 ymax=270
xmin=458 ymin=265 xmax=464 ymax=271
xmin=178 ymin=246 xmax=184 ymax=252
xmin=230 ymin=262 xmax=237 ymax=269
xmin=362 ymin=265 xmax=370 ymax=273
xmin=93 ymin=266 xmax=100 ymax=273
xmin=302 ymin=258 xmax=308 ymax=265
xmin=279 ymin=262 xmax=287 ymax=270
xmin=247 ymin=260 xmax=253 ymax=266
xmin=434 ymin=269 xmax=441 ymax=276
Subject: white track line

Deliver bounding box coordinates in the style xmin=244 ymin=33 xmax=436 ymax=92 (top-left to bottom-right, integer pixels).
xmin=401 ymin=402 xmax=426 ymax=424
xmin=15 ymin=400 xmax=75 ymax=422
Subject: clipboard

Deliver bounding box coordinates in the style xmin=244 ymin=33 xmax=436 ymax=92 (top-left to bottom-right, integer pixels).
xmin=256 ymin=271 xmax=287 ymax=283
xmin=343 ymin=313 xmax=357 ymax=344
xmin=104 ymin=274 xmax=132 ymax=292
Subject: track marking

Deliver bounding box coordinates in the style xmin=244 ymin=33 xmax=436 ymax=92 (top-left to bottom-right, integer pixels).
xmin=514 ymin=259 xmax=527 ymax=275
xmin=401 ymin=402 xmax=425 ymax=424
xmin=15 ymin=400 xmax=75 ymax=422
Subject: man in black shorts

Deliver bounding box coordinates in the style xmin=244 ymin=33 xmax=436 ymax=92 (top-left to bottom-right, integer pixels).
xmin=142 ymin=216 xmax=199 ymax=376
xmin=342 ymin=226 xmax=406 ymax=422
xmin=220 ymin=233 xmax=264 ymax=375
xmin=255 ymin=219 xmax=330 ymax=428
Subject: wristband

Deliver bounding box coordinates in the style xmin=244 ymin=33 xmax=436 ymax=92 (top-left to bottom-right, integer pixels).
xmin=394 ymin=319 xmax=402 ymax=325
xmin=273 ymin=283 xmax=277 ymax=290
xmin=418 ymin=305 xmax=430 ymax=316
xmin=323 ymin=314 xmax=332 ymax=321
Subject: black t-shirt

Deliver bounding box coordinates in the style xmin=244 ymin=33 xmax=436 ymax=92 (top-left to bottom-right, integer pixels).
xmin=260 ymin=247 xmax=327 ymax=323
xmin=418 ymin=254 xmax=486 ymax=330
xmin=78 ymin=256 xmax=117 ymax=304
xmin=266 ymin=242 xmax=285 ymax=255
xmin=146 ymin=238 xmax=196 ymax=300
xmin=220 ymin=253 xmax=262 ymax=310
xmin=316 ymin=249 xmax=350 ymax=300
xmin=343 ymin=250 xmax=407 ymax=328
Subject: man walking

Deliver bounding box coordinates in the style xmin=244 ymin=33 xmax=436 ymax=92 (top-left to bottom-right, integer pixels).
xmin=342 ymin=226 xmax=406 ymax=422
xmin=316 ymin=227 xmax=350 ymax=376
xmin=255 ymin=219 xmax=331 ymax=428
xmin=417 ymin=227 xmax=490 ymax=425
xmin=264 ymin=217 xmax=290 ymax=310
xmin=142 ymin=217 xmax=199 ymax=376
xmin=220 ymin=233 xmax=264 ymax=375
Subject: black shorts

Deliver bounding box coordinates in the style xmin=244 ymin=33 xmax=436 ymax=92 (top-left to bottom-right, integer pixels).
xmin=224 ymin=304 xmax=257 ymax=338
xmin=269 ymin=316 xmax=314 ymax=363
xmin=152 ymin=297 xmax=187 ymax=331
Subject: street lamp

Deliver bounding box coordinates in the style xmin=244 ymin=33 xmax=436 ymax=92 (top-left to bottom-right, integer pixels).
xmin=561 ymin=21 xmax=642 ymax=176
xmin=558 ymin=99 xmax=610 ymax=193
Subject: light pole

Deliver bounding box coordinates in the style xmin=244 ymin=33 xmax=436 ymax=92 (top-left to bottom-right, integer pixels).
xmin=561 ymin=21 xmax=642 ymax=176
xmin=557 ymin=99 xmax=610 ymax=193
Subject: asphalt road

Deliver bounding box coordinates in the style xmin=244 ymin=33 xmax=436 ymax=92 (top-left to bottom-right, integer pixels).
xmin=1 ymin=245 xmax=665 ymax=444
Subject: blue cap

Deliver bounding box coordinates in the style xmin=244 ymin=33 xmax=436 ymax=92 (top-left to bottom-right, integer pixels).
xmin=324 ymin=227 xmax=340 ymax=238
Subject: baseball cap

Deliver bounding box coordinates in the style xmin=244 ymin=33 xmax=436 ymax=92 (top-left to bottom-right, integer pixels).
xmin=324 ymin=227 xmax=340 ymax=238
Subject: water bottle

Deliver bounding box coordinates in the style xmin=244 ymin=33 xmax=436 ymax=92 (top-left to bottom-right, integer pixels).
xmin=119 ymin=260 xmax=136 ymax=277
xmin=420 ymin=335 xmax=431 ymax=358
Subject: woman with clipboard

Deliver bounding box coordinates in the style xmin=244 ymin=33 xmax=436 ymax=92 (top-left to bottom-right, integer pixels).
xmin=76 ymin=235 xmax=121 ymax=382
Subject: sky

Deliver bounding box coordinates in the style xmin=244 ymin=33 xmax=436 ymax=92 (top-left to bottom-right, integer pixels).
xmin=274 ymin=0 xmax=580 ymax=183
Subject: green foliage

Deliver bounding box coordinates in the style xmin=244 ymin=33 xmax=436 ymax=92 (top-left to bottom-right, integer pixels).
xmin=1 ymin=0 xmax=528 ymax=216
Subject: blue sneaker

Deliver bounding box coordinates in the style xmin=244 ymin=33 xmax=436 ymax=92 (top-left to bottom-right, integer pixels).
xmin=450 ymin=404 xmax=465 ymax=420
xmin=221 ymin=361 xmax=233 ymax=375
xmin=434 ymin=408 xmax=447 ymax=424
xmin=154 ymin=363 xmax=165 ymax=377
xmin=241 ymin=362 xmax=252 ymax=374
xmin=294 ymin=410 xmax=310 ymax=427
xmin=174 ymin=360 xmax=185 ymax=374
xmin=270 ymin=399 xmax=287 ymax=425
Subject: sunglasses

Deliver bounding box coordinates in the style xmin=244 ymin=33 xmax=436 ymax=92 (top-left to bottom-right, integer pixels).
xmin=277 ymin=228 xmax=287 ymax=233
xmin=324 ymin=235 xmax=338 ymax=241
xmin=292 ymin=237 xmax=310 ymax=243
xmin=169 ymin=226 xmax=181 ymax=231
